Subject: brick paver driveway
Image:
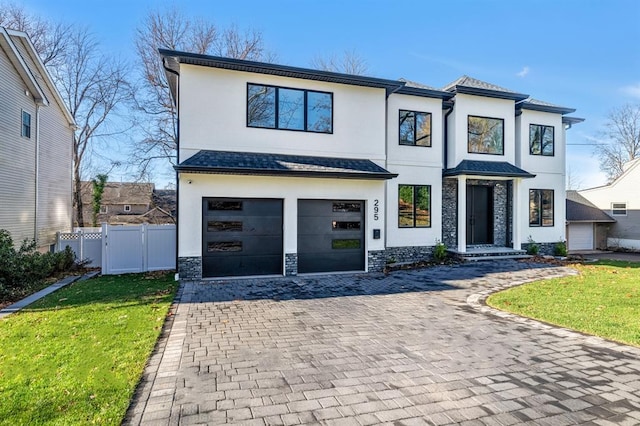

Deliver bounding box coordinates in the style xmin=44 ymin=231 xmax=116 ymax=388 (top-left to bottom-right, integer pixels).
xmin=126 ymin=260 xmax=640 ymax=425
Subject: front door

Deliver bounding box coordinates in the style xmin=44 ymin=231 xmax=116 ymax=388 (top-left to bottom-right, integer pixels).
xmin=466 ymin=185 xmax=493 ymax=245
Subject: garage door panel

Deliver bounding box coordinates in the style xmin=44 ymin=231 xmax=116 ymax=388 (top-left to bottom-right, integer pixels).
xmin=568 ymin=223 xmax=594 ymax=251
xmin=298 ymin=199 xmax=364 ymax=274
xmin=203 ymin=198 xmax=283 ymax=277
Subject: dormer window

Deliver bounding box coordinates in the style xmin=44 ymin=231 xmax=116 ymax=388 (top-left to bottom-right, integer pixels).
xmin=468 ymin=115 xmax=504 ymax=155
xmin=247 ymin=83 xmax=332 ymax=133
xmin=399 ymin=110 xmax=431 ymax=147
xmin=530 ymin=124 xmax=554 ymax=156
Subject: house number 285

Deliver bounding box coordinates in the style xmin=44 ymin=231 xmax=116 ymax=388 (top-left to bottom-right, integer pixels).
xmin=373 ymin=199 xmax=380 ymax=220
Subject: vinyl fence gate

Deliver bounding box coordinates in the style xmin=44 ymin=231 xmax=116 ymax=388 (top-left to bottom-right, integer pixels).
xmin=57 ymin=224 xmax=176 ymax=275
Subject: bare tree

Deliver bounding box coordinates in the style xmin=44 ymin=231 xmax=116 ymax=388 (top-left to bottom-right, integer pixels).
xmin=0 ymin=2 xmax=70 ymax=67
xmin=310 ymin=50 xmax=369 ymax=75
xmin=50 ymin=28 xmax=131 ymax=226
xmin=566 ymin=166 xmax=584 ymax=190
xmin=595 ymin=104 xmax=640 ymax=182
xmin=133 ymin=6 xmax=270 ymax=174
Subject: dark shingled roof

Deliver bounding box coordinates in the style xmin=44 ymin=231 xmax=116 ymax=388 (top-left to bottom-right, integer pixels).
xmin=520 ymin=98 xmax=576 ymax=115
xmin=175 ymin=150 xmax=398 ymax=180
xmin=566 ymin=190 xmax=615 ymax=222
xmin=396 ymin=78 xmax=454 ymax=99
xmin=443 ymin=160 xmax=535 ymax=178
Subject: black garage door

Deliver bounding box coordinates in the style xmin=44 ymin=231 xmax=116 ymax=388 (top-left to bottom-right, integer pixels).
xmin=202 ymin=198 xmax=283 ymax=277
xmin=298 ymin=200 xmax=365 ymax=273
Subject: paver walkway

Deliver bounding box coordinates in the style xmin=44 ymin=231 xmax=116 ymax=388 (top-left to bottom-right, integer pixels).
xmin=126 ymin=260 xmax=640 ymax=425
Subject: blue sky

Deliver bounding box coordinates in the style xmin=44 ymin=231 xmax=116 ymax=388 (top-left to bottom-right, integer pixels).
xmin=19 ymin=0 xmax=640 ymax=189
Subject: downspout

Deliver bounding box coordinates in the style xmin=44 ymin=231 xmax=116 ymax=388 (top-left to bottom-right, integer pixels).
xmin=163 ymin=58 xmax=181 ymax=278
xmin=443 ymin=102 xmax=454 ymax=245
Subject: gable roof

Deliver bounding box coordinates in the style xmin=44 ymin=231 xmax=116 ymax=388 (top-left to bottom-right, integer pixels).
xmin=159 ymin=49 xmax=406 ymax=104
xmin=175 ymin=150 xmax=398 ymax=180
xmin=443 ymin=75 xmax=529 ymax=101
xmin=566 ymin=190 xmax=615 ymax=222
xmin=80 ymin=181 xmax=155 ymax=205
xmin=581 ymin=157 xmax=640 ymax=192
xmin=443 ymin=160 xmax=535 ymax=178
xmin=0 ymin=27 xmax=74 ymax=126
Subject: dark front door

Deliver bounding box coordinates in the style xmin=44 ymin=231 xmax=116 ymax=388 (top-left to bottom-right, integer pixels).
xmin=298 ymin=200 xmax=365 ymax=273
xmin=202 ymin=198 xmax=283 ymax=277
xmin=466 ymin=185 xmax=493 ymax=245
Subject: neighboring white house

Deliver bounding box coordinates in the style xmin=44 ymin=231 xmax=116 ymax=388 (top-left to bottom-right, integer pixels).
xmin=160 ymin=50 xmax=582 ymax=279
xmin=0 ymin=27 xmax=75 ymax=250
xmin=580 ymin=158 xmax=640 ymax=250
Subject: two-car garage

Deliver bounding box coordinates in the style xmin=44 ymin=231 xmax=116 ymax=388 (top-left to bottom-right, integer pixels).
xmin=202 ymin=197 xmax=365 ymax=278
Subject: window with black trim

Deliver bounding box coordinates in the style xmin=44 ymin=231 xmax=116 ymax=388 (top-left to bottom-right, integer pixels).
xmin=247 ymin=83 xmax=332 ymax=133
xmin=468 ymin=115 xmax=504 ymax=155
xmin=529 ymin=189 xmax=554 ymax=227
xmin=398 ymin=185 xmax=431 ymax=228
xmin=399 ymin=110 xmax=431 ymax=146
xmin=611 ymin=202 xmax=627 ymax=216
xmin=529 ymin=124 xmax=554 ymax=156
xmin=22 ymin=110 xmax=31 ymax=138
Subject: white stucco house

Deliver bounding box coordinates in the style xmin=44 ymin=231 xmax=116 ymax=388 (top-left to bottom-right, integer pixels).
xmin=160 ymin=49 xmax=582 ymax=279
xmin=0 ymin=27 xmax=75 ymax=250
xmin=579 ymin=158 xmax=640 ymax=250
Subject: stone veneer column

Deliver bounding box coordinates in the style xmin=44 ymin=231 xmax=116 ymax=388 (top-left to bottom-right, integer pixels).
xmin=178 ymin=257 xmax=202 ymax=280
xmin=285 ymin=253 xmax=298 ymax=276
xmin=457 ymin=176 xmax=467 ymax=252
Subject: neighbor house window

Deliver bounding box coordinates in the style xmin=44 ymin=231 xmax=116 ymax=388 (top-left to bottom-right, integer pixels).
xmin=529 ymin=189 xmax=554 ymax=226
xmin=611 ymin=202 xmax=627 ymax=216
xmin=99 ymin=206 xmax=107 ymax=214
xmin=21 ymin=110 xmax=31 ymax=138
xmin=247 ymin=83 xmax=332 ymax=133
xmin=398 ymin=185 xmax=431 ymax=228
xmin=530 ymin=124 xmax=554 ymax=156
xmin=468 ymin=115 xmax=504 ymax=155
xmin=399 ymin=110 xmax=431 ymax=146
xmin=124 ymin=205 xmax=131 ymax=212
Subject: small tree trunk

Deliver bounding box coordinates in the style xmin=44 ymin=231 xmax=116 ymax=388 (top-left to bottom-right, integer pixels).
xmin=74 ymin=166 xmax=84 ymax=227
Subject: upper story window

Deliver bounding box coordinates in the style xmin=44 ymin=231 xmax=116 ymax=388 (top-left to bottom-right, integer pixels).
xmin=611 ymin=202 xmax=627 ymax=216
xmin=21 ymin=110 xmax=31 ymax=138
xmin=398 ymin=184 xmax=431 ymax=228
xmin=399 ymin=110 xmax=431 ymax=147
xmin=468 ymin=115 xmax=504 ymax=155
xmin=529 ymin=189 xmax=554 ymax=227
xmin=529 ymin=124 xmax=554 ymax=156
xmin=247 ymin=83 xmax=332 ymax=133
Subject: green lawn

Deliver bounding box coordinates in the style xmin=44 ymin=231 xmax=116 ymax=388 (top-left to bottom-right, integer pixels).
xmin=487 ymin=260 xmax=640 ymax=347
xmin=0 ymin=272 xmax=178 ymax=425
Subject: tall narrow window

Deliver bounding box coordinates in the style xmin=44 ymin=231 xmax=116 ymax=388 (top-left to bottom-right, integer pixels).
xmin=247 ymin=83 xmax=332 ymax=133
xmin=398 ymin=185 xmax=431 ymax=228
xmin=529 ymin=189 xmax=554 ymax=227
xmin=399 ymin=110 xmax=431 ymax=146
xmin=468 ymin=115 xmax=504 ymax=155
xmin=529 ymin=124 xmax=554 ymax=156
xmin=22 ymin=110 xmax=31 ymax=138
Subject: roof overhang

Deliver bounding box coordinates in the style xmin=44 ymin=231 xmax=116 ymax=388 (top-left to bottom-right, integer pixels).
xmin=443 ymin=160 xmax=535 ymax=179
xmin=449 ymin=86 xmax=529 ymax=102
xmin=159 ymin=49 xmax=406 ymax=104
xmin=175 ymin=150 xmax=398 ymax=180
xmin=562 ymin=116 xmax=585 ymax=126
xmin=519 ymin=102 xmax=576 ymax=115
xmin=0 ymin=27 xmax=47 ymax=106
xmin=395 ymin=86 xmax=455 ymax=100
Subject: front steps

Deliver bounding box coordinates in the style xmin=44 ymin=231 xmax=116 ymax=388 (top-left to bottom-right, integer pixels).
xmin=448 ymin=245 xmax=531 ymax=262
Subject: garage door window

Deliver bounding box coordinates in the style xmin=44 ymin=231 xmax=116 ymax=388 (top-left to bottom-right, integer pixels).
xmin=332 ymin=221 xmax=361 ymax=230
xmin=332 ymin=239 xmax=361 ymax=249
xmin=207 ymin=221 xmax=242 ymax=232
xmin=207 ymin=241 xmax=242 ymax=252
xmin=208 ymin=200 xmax=242 ymax=211
xmin=333 ymin=202 xmax=361 ymax=212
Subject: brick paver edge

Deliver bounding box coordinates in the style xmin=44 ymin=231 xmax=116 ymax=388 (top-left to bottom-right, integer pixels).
xmin=466 ymin=268 xmax=640 ymax=358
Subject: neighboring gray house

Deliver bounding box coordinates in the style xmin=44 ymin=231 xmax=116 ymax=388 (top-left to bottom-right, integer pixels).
xmin=566 ymin=190 xmax=615 ymax=251
xmin=0 ymin=27 xmax=75 ymax=250
xmin=580 ymin=158 xmax=640 ymax=250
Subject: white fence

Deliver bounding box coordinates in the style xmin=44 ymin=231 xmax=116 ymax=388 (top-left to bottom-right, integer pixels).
xmin=57 ymin=224 xmax=176 ymax=275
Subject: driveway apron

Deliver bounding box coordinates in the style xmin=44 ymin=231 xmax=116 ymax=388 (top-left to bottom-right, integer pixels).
xmin=125 ymin=260 xmax=640 ymax=425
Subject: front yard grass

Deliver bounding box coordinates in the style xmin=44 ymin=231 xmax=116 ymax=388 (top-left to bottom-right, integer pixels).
xmin=0 ymin=271 xmax=178 ymax=425
xmin=487 ymin=260 xmax=640 ymax=347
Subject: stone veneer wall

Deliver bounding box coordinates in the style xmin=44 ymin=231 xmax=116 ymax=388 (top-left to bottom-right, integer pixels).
xmin=442 ymin=179 xmax=458 ymax=248
xmin=178 ymin=256 xmax=202 ymax=280
xmin=492 ymin=181 xmax=508 ymax=246
xmin=367 ymin=250 xmax=386 ymax=272
xmin=385 ymin=246 xmax=434 ymax=264
xmin=285 ymin=253 xmax=298 ymax=276
xmin=521 ymin=242 xmax=557 ymax=256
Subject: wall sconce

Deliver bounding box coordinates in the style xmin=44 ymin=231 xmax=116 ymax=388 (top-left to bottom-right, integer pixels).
xmin=187 ymin=179 xmax=192 ymax=184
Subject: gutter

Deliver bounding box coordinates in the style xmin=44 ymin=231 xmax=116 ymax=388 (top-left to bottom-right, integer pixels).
xmin=443 ymin=101 xmax=454 ymax=171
